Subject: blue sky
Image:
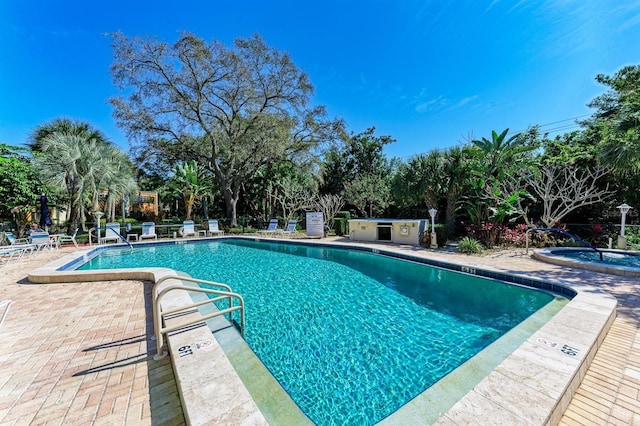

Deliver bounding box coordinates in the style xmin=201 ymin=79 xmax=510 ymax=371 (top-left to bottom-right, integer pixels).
xmin=1 ymin=1 xmax=639 ymax=159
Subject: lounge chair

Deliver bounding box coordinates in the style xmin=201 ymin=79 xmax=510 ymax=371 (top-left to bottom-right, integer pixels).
xmin=207 ymin=219 xmax=224 ymax=236
xmin=100 ymin=223 xmax=122 ymax=244
xmin=182 ymin=220 xmax=198 ymax=238
xmin=259 ymin=219 xmax=279 ymax=234
xmin=4 ymin=232 xmax=30 ymax=246
xmin=281 ymin=220 xmax=298 ymax=235
xmin=140 ymin=222 xmax=158 ymax=240
xmin=3 ymin=232 xmax=39 ymax=254
xmin=29 ymin=232 xmax=55 ymax=251
xmin=58 ymin=228 xmax=79 ymax=248
xmin=0 ymin=246 xmax=33 ymax=266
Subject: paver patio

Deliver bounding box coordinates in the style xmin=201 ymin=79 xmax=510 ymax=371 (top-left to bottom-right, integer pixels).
xmin=0 ymin=240 xmax=638 ymax=424
xmin=0 ymin=247 xmax=184 ymax=425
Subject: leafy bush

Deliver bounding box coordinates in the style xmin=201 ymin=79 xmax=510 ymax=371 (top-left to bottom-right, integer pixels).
xmin=462 ymin=222 xmax=528 ymax=248
xmin=457 ymin=237 xmax=483 ymax=255
xmin=435 ymin=224 xmax=447 ymax=247
xmin=586 ymin=224 xmax=609 ymax=247
xmin=624 ymin=226 xmax=640 ymax=250
xmin=333 ymin=218 xmax=346 ymax=236
xmin=334 ymin=211 xmax=351 ymax=235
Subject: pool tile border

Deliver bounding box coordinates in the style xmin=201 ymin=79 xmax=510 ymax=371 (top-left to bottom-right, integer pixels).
xmin=27 ymin=237 xmax=616 ymax=425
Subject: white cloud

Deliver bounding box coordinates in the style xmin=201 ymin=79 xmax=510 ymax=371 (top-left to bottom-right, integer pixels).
xmin=413 ymin=94 xmax=480 ymax=114
xmin=415 ymin=95 xmax=446 ymax=113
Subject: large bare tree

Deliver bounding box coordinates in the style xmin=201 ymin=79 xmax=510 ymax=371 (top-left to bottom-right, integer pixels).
xmin=314 ymin=194 xmax=345 ymax=230
xmin=109 ymin=32 xmax=342 ymax=225
xmin=486 ymin=164 xmax=613 ymax=227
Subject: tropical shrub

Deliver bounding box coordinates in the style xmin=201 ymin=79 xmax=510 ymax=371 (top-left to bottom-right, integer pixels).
xmin=457 ymin=237 xmax=483 ymax=254
xmin=586 ymin=224 xmax=609 ymax=247
xmin=333 ymin=211 xmax=352 ymax=236
xmin=435 ymin=224 xmax=448 ymax=247
xmin=462 ymin=222 xmax=529 ymax=248
xmin=333 ymin=218 xmax=346 ymax=236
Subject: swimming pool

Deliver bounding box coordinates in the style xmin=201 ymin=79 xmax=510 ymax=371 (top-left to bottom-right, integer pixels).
xmin=563 ymin=249 xmax=640 ymax=266
xmin=79 ymin=239 xmax=558 ymax=424
xmin=533 ymin=247 xmax=640 ymax=277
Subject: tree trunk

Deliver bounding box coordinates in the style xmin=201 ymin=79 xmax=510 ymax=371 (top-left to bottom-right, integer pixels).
xmin=185 ymin=198 xmax=193 ymax=220
xmin=226 ymin=197 xmax=238 ymax=227
xmin=445 ymin=194 xmax=457 ymax=239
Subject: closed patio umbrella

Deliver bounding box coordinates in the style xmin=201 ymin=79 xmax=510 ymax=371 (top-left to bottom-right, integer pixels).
xmin=39 ymin=193 xmax=52 ymax=230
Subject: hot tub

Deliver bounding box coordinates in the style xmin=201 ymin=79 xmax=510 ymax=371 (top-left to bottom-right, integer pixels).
xmin=348 ymin=218 xmax=427 ymax=245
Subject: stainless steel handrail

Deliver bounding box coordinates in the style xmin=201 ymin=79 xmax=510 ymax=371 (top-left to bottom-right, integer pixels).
xmin=152 ymin=275 xmax=245 ymax=360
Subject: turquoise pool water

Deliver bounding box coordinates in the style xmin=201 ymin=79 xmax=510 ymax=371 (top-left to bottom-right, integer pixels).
xmin=79 ymin=239 xmax=554 ymax=424
xmin=554 ymin=249 xmax=640 ymax=268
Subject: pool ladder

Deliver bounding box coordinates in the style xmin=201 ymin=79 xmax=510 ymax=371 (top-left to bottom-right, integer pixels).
xmin=152 ymin=275 xmax=245 ymax=360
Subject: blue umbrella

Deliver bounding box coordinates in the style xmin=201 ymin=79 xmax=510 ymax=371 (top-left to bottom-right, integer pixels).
xmin=39 ymin=193 xmax=52 ymax=228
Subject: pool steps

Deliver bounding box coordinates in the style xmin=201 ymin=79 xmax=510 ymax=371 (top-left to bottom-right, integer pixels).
xmin=151 ymin=275 xmax=246 ymax=360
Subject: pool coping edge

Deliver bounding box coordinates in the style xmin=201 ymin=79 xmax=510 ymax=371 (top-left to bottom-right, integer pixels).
xmin=26 ymin=238 xmax=617 ymax=425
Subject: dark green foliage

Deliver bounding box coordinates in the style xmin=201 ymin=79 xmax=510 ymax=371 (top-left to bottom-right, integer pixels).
xmin=320 ymin=127 xmax=394 ymax=217
xmin=582 ymin=65 xmax=640 ymax=174
xmin=434 ymin=224 xmax=448 ymax=247
xmin=334 ymin=211 xmax=352 ymax=235
xmin=457 ymin=237 xmax=483 ymax=254
xmin=0 ymin=143 xmax=43 ymax=218
xmin=333 ymin=218 xmax=346 ymax=236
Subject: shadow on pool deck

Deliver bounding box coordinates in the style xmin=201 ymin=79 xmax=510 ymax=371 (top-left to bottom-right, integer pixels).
xmin=2 ymin=239 xmax=640 ymax=424
xmin=0 ymin=249 xmax=185 ymax=425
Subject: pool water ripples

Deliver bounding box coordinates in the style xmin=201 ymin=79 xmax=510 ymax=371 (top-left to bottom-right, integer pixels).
xmin=567 ymin=250 xmax=640 ymax=267
xmin=80 ymin=240 xmax=553 ymax=424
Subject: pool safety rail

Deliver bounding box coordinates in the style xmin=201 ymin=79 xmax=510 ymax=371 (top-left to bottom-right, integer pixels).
xmin=110 ymin=229 xmax=134 ymax=249
xmin=88 ymin=227 xmax=134 ymax=249
xmin=152 ymin=275 xmax=245 ymax=360
xmin=525 ymin=227 xmax=604 ymax=260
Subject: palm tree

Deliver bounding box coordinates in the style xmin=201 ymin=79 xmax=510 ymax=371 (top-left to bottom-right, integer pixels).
xmin=31 ymin=119 xmax=137 ymax=232
xmin=33 ymin=133 xmax=87 ymax=230
xmin=167 ymin=160 xmax=211 ymax=220
xmin=392 ymin=146 xmax=471 ymax=238
xmin=28 ymin=118 xmax=104 ymax=152
xmin=470 ymin=128 xmax=535 ymax=180
xmin=99 ymin=150 xmax=139 ymax=222
xmin=464 ymin=129 xmax=536 ymax=228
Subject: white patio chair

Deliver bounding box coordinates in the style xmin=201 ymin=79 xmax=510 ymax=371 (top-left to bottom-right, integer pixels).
xmin=4 ymin=232 xmax=30 ymax=246
xmin=140 ymin=222 xmax=158 ymax=240
xmin=29 ymin=232 xmax=54 ymax=251
xmin=58 ymin=228 xmax=79 ymax=248
xmin=258 ymin=219 xmax=280 ymax=235
xmin=207 ymin=219 xmax=224 ymax=236
xmin=182 ymin=220 xmax=198 ymax=238
xmin=0 ymin=246 xmax=32 ymax=266
xmin=100 ymin=223 xmax=121 ymax=244
xmin=280 ymin=220 xmax=298 ymax=236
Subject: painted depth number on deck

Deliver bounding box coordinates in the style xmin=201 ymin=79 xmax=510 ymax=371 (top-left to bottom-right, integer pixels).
xmin=537 ymin=338 xmax=580 ymax=357
xmin=178 ymin=339 xmax=213 ymax=358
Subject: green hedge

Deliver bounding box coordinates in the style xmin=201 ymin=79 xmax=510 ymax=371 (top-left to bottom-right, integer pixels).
xmin=333 ymin=218 xmax=346 ymax=236
xmin=435 ymin=224 xmax=447 ymax=247
xmin=422 ymin=224 xmax=448 ymax=247
xmin=333 ymin=211 xmax=352 ymax=236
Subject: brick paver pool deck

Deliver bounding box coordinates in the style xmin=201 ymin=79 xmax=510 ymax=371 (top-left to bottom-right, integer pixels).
xmin=0 ymin=239 xmax=638 ymax=424
xmin=0 ymin=247 xmax=184 ymax=425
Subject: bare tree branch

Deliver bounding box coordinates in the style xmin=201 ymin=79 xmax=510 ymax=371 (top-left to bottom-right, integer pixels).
xmin=486 ymin=164 xmax=613 ymax=228
xmin=314 ymin=194 xmax=345 ymax=229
